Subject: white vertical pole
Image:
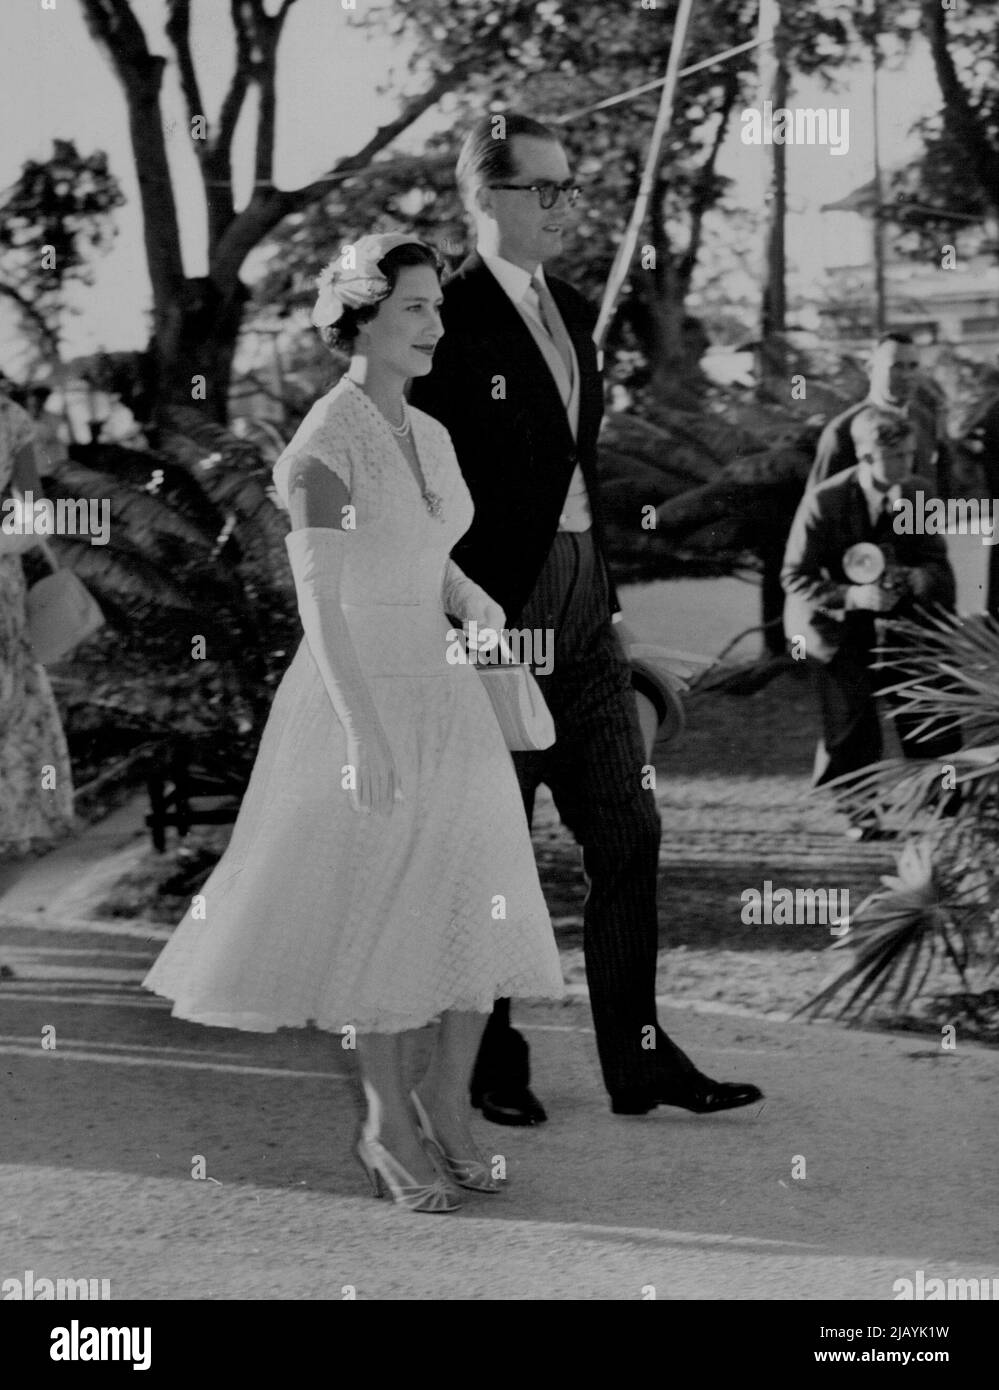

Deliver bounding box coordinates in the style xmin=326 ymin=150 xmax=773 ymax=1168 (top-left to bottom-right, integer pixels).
xmin=593 ymin=0 xmax=698 ymax=351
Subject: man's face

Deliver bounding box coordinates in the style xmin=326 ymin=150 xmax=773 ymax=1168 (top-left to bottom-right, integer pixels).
xmin=864 ymin=440 xmax=916 ymax=488
xmin=869 ymin=340 xmax=920 ymax=404
xmin=475 ymin=136 xmax=573 ymax=271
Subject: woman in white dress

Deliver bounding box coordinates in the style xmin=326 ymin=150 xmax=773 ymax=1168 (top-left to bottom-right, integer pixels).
xmin=144 ymin=234 xmax=564 ymax=1213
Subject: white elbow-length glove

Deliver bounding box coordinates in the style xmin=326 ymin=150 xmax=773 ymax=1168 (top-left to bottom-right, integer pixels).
xmin=285 ymin=527 xmax=401 ymax=815
xmin=442 ymin=558 xmax=506 ymax=657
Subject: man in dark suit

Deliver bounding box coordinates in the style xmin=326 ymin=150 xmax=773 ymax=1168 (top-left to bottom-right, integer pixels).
xmin=783 ymin=407 xmax=959 ymax=801
xmin=411 ymin=112 xmax=762 ymax=1124
xmin=806 ymin=333 xmax=950 ymax=497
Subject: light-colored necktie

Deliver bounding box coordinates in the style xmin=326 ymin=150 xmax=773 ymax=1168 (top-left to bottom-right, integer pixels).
xmin=527 ymin=276 xmax=589 ymax=531
xmin=532 ymin=276 xmax=575 ymax=386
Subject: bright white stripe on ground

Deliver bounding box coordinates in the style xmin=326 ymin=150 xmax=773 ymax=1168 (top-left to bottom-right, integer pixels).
xmin=0 ymin=1035 xmax=291 ymax=1060
xmin=0 ymin=1043 xmax=347 ymax=1081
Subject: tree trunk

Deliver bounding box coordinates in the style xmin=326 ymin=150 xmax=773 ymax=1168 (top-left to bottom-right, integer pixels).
xmin=757 ymin=14 xmax=790 ymax=651
xmin=79 ymin=0 xmax=475 ymax=433
xmin=647 ymin=265 xmax=689 ymax=401
xmin=760 ymin=540 xmax=788 ymax=656
xmin=643 ymin=172 xmax=696 ymax=403
xmin=758 ymin=27 xmax=789 ymax=389
xmin=153 ymin=276 xmax=250 ymax=426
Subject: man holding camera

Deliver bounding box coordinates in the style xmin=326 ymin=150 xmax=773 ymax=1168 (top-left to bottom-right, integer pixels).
xmin=782 ymin=408 xmax=959 ymax=801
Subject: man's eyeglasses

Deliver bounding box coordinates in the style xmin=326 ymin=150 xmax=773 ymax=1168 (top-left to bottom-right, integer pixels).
xmin=487 ymin=181 xmax=582 ymax=210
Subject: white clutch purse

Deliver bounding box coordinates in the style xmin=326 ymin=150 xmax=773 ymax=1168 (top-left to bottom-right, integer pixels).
xmin=25 ymin=538 xmax=105 ymax=666
xmin=475 ymin=640 xmax=555 ymax=752
xmin=8 ymin=485 xmax=105 ymax=666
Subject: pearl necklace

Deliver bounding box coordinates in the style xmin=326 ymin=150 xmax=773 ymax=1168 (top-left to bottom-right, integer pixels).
xmin=387 ymin=401 xmax=411 ymax=437
xmin=344 ymin=377 xmax=443 ymax=520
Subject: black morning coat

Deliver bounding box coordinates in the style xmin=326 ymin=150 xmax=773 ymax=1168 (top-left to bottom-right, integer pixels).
xmin=409 ymin=252 xmax=620 ymax=627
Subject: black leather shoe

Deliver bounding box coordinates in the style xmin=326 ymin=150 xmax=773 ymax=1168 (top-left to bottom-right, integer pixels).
xmin=611 ymin=1077 xmax=763 ymax=1116
xmin=472 ymin=1087 xmax=548 ymax=1127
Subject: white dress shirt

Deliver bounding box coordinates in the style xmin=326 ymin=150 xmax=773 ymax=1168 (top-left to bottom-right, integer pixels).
xmin=859 ymin=478 xmax=902 ymax=529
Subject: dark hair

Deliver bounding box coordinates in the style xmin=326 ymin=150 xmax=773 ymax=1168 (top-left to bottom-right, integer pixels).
xmin=850 ymin=405 xmax=917 ymax=453
xmin=455 ymin=112 xmax=561 ymax=209
xmin=318 ymin=241 xmax=443 ymax=353
xmin=876 ymin=331 xmax=915 ymax=347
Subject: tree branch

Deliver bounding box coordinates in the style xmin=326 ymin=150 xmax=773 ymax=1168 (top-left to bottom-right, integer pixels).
xmin=285 ymin=59 xmax=475 ymax=213
xmin=216 ymin=0 xmax=255 ymax=158
xmin=0 ymin=281 xmax=62 ymax=361
xmin=680 ymin=70 xmax=739 ymax=288
xmin=210 ymin=59 xmax=473 ymax=284
xmin=252 ymin=0 xmax=298 ymax=189
xmin=164 ymin=0 xmax=205 ymax=149
xmin=79 ymin=0 xmax=186 ymax=319
xmin=196 ymin=0 xmax=257 ymax=246
xmin=920 ymin=0 xmax=999 ymax=216
xmin=200 ymin=0 xmax=300 ymax=258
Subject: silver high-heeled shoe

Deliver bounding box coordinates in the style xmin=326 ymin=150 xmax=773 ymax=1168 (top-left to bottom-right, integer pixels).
xmin=410 ymin=1090 xmax=502 ymax=1193
xmin=357 ymin=1084 xmax=460 ymax=1214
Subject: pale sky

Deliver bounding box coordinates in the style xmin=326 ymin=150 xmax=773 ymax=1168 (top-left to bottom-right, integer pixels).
xmin=0 ymin=0 xmax=945 ymax=368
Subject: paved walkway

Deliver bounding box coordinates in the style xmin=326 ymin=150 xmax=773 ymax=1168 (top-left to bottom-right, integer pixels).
xmin=1 ymin=795 xmax=996 ymax=1300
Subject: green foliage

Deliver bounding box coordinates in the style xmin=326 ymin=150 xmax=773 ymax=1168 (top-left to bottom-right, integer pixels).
xmin=0 ymin=138 xmax=124 ymax=361
xmin=597 ymin=350 xmax=858 ymax=581
xmin=253 ymin=0 xmax=853 ymax=374
xmin=877 ymin=0 xmax=999 ymax=256
xmin=40 ymin=424 xmax=298 ymax=782
xmin=798 ymin=611 xmax=999 ymax=1022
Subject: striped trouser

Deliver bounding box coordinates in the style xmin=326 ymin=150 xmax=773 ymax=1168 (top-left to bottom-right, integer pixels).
xmin=472 ymin=532 xmax=696 ymax=1097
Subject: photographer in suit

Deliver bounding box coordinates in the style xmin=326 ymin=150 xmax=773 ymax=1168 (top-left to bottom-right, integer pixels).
xmin=411 ymin=112 xmax=762 ymax=1124
xmin=783 ymin=407 xmax=959 ymax=813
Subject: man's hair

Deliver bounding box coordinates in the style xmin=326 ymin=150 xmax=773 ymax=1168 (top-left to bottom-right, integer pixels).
xmin=455 ymin=112 xmax=561 ymax=210
xmin=876 ymin=331 xmax=915 ymax=348
xmin=850 ymin=405 xmax=916 ymax=456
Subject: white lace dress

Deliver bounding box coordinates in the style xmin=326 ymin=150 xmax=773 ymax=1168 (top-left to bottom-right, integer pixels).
xmin=143 ymin=379 xmax=564 ymax=1032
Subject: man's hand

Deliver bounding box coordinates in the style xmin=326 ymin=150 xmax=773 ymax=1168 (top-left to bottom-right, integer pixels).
xmin=611 ymin=615 xmax=640 ymax=649
xmin=846 ymin=582 xmax=896 ymax=613
xmin=892 ymin=566 xmax=930 ymax=601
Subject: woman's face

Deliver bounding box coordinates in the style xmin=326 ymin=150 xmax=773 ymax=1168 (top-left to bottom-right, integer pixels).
xmin=354 ymin=264 xmax=444 ymax=379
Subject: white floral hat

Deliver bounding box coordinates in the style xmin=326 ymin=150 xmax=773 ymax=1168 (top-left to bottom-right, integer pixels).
xmin=311 ymin=233 xmax=429 ymax=328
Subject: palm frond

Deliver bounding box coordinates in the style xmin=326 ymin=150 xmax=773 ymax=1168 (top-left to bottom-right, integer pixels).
xmin=159 ymin=415 xmax=290 ymax=575
xmin=871 ymin=610 xmax=999 ymax=745
xmin=794 ymin=838 xmax=981 ymax=1022
xmin=825 ymin=744 xmax=999 ymax=835
xmin=43 ymin=463 xmax=220 ymax=553
xmin=63 ymin=448 xmax=231 ymax=540
xmin=45 ymin=535 xmax=196 ymax=613
xmin=822 ymin=611 xmax=999 ymax=856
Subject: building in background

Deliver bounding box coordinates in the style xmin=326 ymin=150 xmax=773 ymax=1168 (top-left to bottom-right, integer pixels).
xmin=819 ymin=178 xmax=999 ymax=363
